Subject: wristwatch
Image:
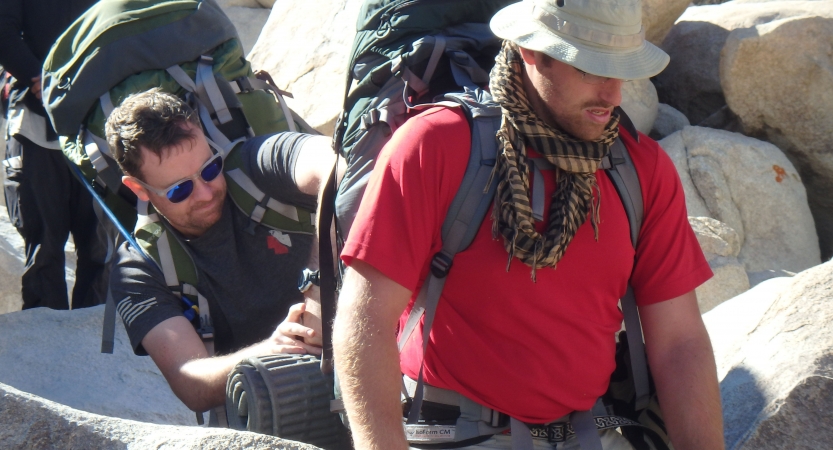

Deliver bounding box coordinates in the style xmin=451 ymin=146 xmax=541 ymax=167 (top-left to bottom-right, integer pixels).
xmin=298 ymin=268 xmax=321 ymax=293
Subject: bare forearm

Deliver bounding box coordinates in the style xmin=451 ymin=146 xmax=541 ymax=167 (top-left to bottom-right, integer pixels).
xmin=649 ymin=332 xmax=724 ymax=449
xmin=334 ymin=265 xmax=410 ymax=450
xmin=173 ymin=340 xmax=275 ymax=411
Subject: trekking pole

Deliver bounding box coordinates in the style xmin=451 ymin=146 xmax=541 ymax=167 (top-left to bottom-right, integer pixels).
xmin=65 ymin=161 xmax=159 ymax=270
xmin=65 ymin=159 xmax=160 ymax=354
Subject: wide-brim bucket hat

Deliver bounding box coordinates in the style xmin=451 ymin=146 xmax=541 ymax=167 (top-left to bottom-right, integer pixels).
xmin=490 ymin=0 xmax=669 ymax=80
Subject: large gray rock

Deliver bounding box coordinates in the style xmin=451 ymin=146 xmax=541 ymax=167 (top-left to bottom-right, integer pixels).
xmin=704 ymin=260 xmax=833 ymax=449
xmin=660 ymin=127 xmax=820 ymax=285
xmin=655 ymin=1 xmax=825 ymax=125
xmin=248 ymin=0 xmax=363 ymax=136
xmin=0 ymin=305 xmax=193 ymax=424
xmin=620 ymin=79 xmax=658 ymax=135
xmin=720 ymin=5 xmax=833 ymax=260
xmin=689 ymin=216 xmax=749 ymax=313
xmin=642 ymin=0 xmax=692 ymax=45
xmin=216 ymin=0 xmax=271 ymax=55
xmin=649 ymin=102 xmax=690 ymax=140
xmin=0 ymin=382 xmax=319 ymax=450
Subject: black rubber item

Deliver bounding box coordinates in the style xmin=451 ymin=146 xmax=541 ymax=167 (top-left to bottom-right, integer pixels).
xmin=226 ymin=354 xmax=351 ymax=449
xmin=318 ymin=162 xmax=339 ymax=375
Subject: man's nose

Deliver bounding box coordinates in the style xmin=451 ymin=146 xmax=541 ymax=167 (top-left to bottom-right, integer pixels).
xmin=599 ymin=79 xmax=624 ymax=107
xmin=190 ymin=176 xmax=216 ymax=201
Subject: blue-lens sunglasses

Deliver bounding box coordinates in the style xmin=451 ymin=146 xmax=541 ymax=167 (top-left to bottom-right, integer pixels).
xmin=132 ymin=153 xmax=224 ymax=203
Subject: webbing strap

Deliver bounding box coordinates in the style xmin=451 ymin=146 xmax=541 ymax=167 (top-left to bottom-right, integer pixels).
xmin=404 ymin=271 xmax=448 ymax=424
xmin=422 ymin=36 xmax=446 ymax=86
xmin=570 ymin=410 xmax=604 ymax=450
xmin=166 ymin=65 xmax=197 ymax=92
xmin=167 ymin=64 xmax=239 ymax=153
xmin=528 ymin=158 xmax=555 ymax=222
xmin=99 ymin=91 xmax=115 ymax=119
xmin=274 ymin=87 xmax=297 ymax=133
xmin=622 ymin=287 xmax=649 ymax=410
xmin=606 ymin=137 xmax=649 ymax=410
xmin=83 ymin=130 xmax=121 ymax=193
xmin=319 ymin=161 xmax=339 ymax=374
xmin=229 ymin=76 xmax=272 ymax=94
xmin=195 ymin=56 xmax=232 ymax=125
xmin=402 ymin=68 xmax=429 ymax=101
xmin=607 ymin=138 xmax=643 ymax=247
xmin=510 ymin=418 xmax=534 ymax=450
xmin=155 ymin=231 xmax=180 ymax=289
xmin=225 ymin=168 xmax=301 ymax=221
xmin=448 ymin=51 xmax=490 ymax=89
xmin=198 ymin=103 xmax=239 ymax=155
xmin=101 ymin=288 xmax=117 ymax=354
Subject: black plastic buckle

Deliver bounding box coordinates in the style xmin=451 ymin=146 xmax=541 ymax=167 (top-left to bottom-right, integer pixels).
xmin=197 ymin=325 xmax=214 ymax=341
xmin=430 ymin=252 xmax=453 ymax=278
xmin=235 ymin=76 xmax=254 ymax=93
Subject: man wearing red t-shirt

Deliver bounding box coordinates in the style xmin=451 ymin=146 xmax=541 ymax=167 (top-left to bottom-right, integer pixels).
xmin=333 ymin=1 xmax=725 ymax=449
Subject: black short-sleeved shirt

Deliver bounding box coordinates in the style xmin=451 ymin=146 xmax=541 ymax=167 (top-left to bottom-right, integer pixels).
xmin=113 ymin=132 xmax=317 ymax=355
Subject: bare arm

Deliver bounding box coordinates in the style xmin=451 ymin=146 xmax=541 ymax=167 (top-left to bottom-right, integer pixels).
xmin=291 ymin=134 xmax=346 ymax=344
xmin=640 ymin=290 xmax=725 ymax=450
xmin=293 ymin=135 xmax=344 ymax=197
xmin=333 ymin=260 xmax=413 ymax=450
xmin=142 ymin=303 xmax=321 ymax=412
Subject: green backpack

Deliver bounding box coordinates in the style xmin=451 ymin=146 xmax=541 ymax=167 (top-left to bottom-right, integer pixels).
xmin=43 ymin=0 xmax=311 ymax=230
xmin=41 ymin=0 xmax=317 ymax=361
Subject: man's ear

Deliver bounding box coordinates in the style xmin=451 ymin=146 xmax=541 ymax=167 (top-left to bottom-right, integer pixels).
xmin=122 ymin=176 xmax=151 ymax=202
xmin=518 ymin=46 xmax=537 ymax=66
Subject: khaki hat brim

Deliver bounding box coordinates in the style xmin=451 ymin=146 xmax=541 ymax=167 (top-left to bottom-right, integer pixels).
xmin=490 ymin=1 xmax=669 ymax=80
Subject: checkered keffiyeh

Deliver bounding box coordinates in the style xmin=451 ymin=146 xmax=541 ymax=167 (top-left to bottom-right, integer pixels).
xmin=488 ymin=41 xmax=620 ymax=280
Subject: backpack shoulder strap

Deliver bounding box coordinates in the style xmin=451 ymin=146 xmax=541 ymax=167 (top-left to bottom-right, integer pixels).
xmin=604 ymin=109 xmax=650 ymax=411
xmin=398 ymin=88 xmax=502 ymax=423
xmin=133 ymin=200 xmax=215 ymax=351
xmin=222 ymin=143 xmax=316 ymax=236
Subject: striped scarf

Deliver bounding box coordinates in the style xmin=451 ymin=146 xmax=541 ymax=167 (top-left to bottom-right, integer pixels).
xmin=488 ymin=41 xmax=620 ymax=280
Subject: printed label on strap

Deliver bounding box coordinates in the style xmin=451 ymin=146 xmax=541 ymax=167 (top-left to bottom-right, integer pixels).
xmin=404 ymin=424 xmax=456 ymax=442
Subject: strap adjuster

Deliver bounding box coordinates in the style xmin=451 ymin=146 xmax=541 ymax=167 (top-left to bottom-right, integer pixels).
xmin=430 ymin=252 xmax=453 ymax=278
xmin=235 ymin=76 xmax=254 ymax=93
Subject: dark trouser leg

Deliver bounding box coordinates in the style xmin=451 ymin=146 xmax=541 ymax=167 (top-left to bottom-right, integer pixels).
xmin=68 ymin=161 xmax=106 ymax=309
xmin=4 ymin=135 xmax=70 ymax=309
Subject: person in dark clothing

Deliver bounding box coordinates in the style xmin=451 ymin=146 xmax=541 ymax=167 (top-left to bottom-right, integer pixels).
xmin=0 ymin=0 xmax=106 ymax=309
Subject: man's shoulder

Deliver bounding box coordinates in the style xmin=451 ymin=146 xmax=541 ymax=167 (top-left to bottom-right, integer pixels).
xmin=405 ymin=104 xmax=471 ymax=136
xmin=620 ymin=129 xmax=677 ymax=183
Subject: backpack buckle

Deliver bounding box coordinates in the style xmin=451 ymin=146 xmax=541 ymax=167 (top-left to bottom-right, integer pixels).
xmin=235 ymin=76 xmax=254 ymax=93
xmin=430 ymin=252 xmax=453 ymax=278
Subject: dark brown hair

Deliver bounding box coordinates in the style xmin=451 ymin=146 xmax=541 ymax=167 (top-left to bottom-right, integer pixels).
xmin=105 ymin=88 xmax=201 ymax=178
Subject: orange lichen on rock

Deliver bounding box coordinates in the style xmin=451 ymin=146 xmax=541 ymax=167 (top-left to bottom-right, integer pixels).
xmin=773 ymin=165 xmax=786 ymax=183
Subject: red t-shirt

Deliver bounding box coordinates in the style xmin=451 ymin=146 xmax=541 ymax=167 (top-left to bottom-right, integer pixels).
xmin=342 ymin=106 xmax=712 ymax=423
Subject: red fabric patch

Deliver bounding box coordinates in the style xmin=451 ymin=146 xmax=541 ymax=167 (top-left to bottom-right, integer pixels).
xmin=267 ymin=235 xmax=289 ymax=255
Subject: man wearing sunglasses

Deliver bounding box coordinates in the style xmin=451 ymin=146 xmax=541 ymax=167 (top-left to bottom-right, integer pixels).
xmin=105 ymin=88 xmax=335 ymax=414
